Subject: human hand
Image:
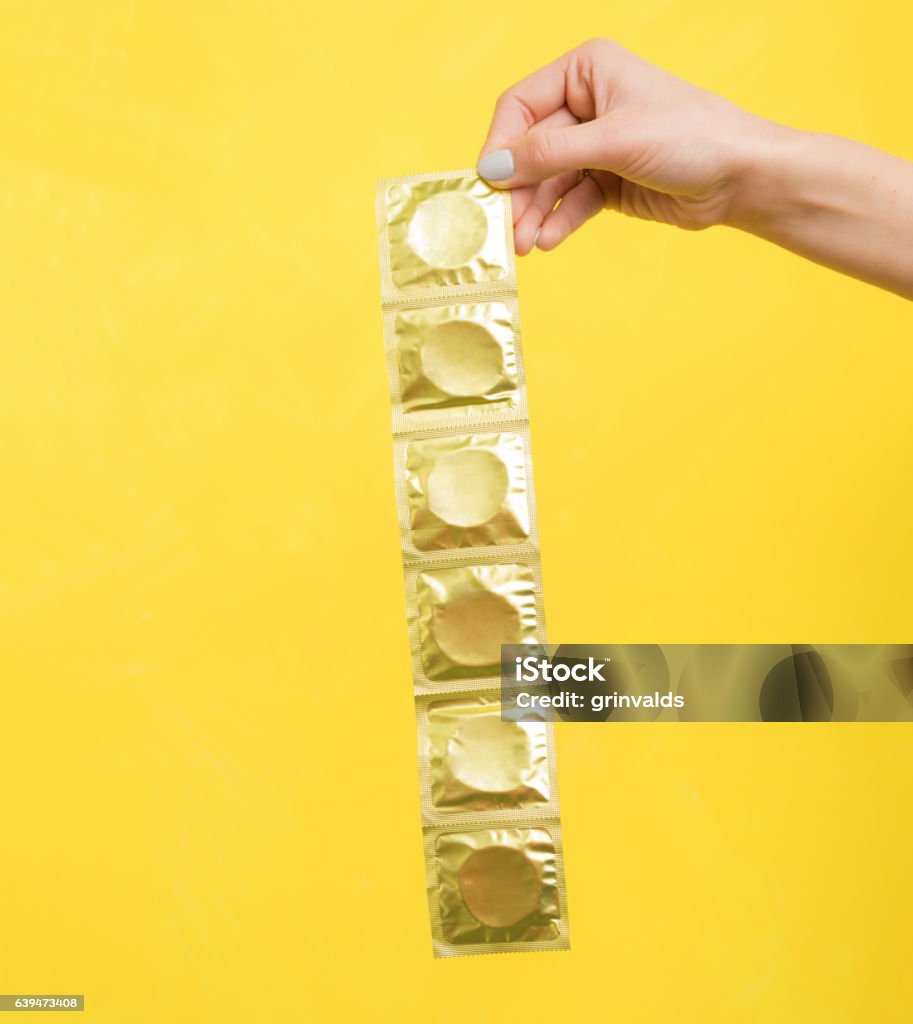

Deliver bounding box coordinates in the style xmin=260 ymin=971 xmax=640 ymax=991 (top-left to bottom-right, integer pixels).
xmin=477 ymin=39 xmax=779 ymax=254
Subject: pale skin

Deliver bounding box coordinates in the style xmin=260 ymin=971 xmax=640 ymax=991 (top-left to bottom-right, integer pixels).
xmin=477 ymin=39 xmax=913 ymax=300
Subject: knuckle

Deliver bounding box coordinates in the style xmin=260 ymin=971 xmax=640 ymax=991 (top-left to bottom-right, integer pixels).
xmin=582 ymin=37 xmax=619 ymax=56
xmin=581 ymin=36 xmax=631 ymax=67
xmin=494 ymin=88 xmax=514 ymax=112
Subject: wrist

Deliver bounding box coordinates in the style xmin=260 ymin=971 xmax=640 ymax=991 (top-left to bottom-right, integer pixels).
xmin=722 ymin=117 xmax=814 ymax=233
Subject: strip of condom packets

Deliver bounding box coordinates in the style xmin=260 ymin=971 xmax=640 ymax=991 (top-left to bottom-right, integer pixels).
xmin=377 ymin=169 xmax=569 ymax=957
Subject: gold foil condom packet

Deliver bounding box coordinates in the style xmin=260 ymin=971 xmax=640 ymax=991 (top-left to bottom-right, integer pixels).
xmin=377 ymin=169 xmax=569 ymax=957
xmin=398 ymin=431 xmax=534 ymax=555
xmin=393 ymin=302 xmax=520 ymax=417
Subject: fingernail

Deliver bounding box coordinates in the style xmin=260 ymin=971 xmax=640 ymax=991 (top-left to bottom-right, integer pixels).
xmin=478 ymin=149 xmax=514 ymax=182
xmin=533 ymin=228 xmax=542 ymax=249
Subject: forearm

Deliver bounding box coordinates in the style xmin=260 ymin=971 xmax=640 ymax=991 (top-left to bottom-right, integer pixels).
xmin=728 ymin=120 xmax=913 ymax=299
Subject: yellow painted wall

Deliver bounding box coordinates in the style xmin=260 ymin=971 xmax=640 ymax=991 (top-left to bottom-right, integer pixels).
xmin=0 ymin=2 xmax=911 ymax=1021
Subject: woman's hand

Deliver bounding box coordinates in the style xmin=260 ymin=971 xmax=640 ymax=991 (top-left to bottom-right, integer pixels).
xmin=478 ymin=39 xmax=772 ymax=254
xmin=478 ymin=39 xmax=913 ymax=301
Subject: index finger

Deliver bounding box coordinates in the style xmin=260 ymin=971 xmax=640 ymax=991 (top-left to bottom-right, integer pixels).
xmin=478 ymin=49 xmax=573 ymax=158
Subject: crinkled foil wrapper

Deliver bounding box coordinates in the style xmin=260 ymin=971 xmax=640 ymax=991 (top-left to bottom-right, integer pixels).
xmin=415 ymin=563 xmax=538 ymax=681
xmin=403 ymin=432 xmax=531 ymax=553
xmin=425 ymin=694 xmax=552 ymax=811
xmin=395 ymin=302 xmax=519 ymax=415
xmin=377 ymin=169 xmax=569 ymax=957
xmin=434 ymin=828 xmax=561 ymax=944
xmin=384 ymin=176 xmax=511 ymax=292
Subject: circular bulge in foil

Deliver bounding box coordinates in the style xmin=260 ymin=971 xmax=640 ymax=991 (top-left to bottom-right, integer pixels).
xmin=427 ymin=449 xmax=509 ymax=527
xmin=431 ymin=590 xmax=521 ymax=667
xmin=458 ymin=845 xmax=541 ymax=928
xmin=407 ymin=192 xmax=488 ymax=268
xmin=448 ymin=715 xmax=531 ymax=793
xmin=420 ymin=319 xmax=503 ymax=396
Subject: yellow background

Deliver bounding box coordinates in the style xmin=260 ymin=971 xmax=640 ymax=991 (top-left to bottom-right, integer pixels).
xmin=1 ymin=2 xmax=912 ymax=1021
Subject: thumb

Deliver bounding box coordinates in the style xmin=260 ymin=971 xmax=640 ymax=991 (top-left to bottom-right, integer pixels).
xmin=477 ymin=118 xmax=625 ymax=187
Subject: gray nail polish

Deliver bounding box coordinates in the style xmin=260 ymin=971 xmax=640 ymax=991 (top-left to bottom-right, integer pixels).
xmin=478 ymin=149 xmax=514 ymax=181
